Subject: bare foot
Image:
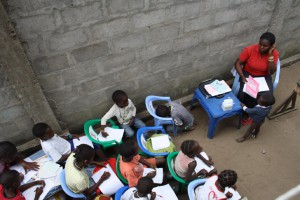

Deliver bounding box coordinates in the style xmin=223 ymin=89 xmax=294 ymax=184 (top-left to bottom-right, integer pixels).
xmin=251 ymin=134 xmax=256 ymax=139
xmin=236 ymin=137 xmax=246 ymax=143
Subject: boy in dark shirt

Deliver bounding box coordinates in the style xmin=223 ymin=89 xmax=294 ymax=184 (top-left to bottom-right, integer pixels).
xmin=236 ymin=93 xmax=275 ymax=143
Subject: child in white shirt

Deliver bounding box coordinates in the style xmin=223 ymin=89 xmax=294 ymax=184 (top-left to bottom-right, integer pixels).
xmin=101 ymin=90 xmax=145 ymax=137
xmin=121 ymin=177 xmax=156 ymax=200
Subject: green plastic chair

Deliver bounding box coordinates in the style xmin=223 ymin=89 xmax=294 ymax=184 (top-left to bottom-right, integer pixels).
xmin=84 ymin=119 xmax=122 ymax=150
xmin=116 ymin=151 xmax=151 ymax=185
xmin=167 ymin=151 xmax=188 ymax=192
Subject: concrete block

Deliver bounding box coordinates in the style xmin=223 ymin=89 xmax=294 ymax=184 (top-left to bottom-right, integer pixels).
xmin=74 ymin=60 xmax=99 ymax=78
xmin=0 ymin=121 xmax=30 ymax=145
xmin=32 ymin=54 xmax=70 ymax=75
xmin=104 ymin=80 xmax=139 ymax=96
xmin=71 ymin=42 xmax=109 ymax=62
xmin=167 ymin=63 xmax=194 ymax=79
xmin=170 ymin=2 xmax=201 ymax=22
xmin=81 ymin=78 xmax=102 ymax=94
xmin=112 ymin=62 xmax=149 ymax=83
xmin=184 ymin=14 xmax=211 ymax=33
xmin=207 ymin=38 xmax=233 ymax=56
xmin=0 ymin=87 xmax=21 ymax=109
xmin=137 ymin=40 xmax=173 ymax=60
xmin=173 ymin=32 xmax=199 ymax=52
xmin=145 ymin=23 xmax=180 ymax=44
xmin=38 ymin=73 xmax=65 ymax=91
xmin=91 ymin=23 xmax=108 ymax=40
xmin=148 ymin=53 xmax=178 ymax=72
xmin=61 ymin=69 xmax=81 ymax=86
xmin=137 ymin=71 xmax=166 ymax=90
xmin=232 ymin=19 xmax=251 ymax=35
xmin=55 ymin=97 xmax=89 ymax=115
xmin=101 ymin=51 xmax=136 ymax=73
xmin=129 ymin=0 xmax=144 ymax=10
xmin=49 ymin=29 xmax=89 ymax=51
xmin=203 ymin=24 xmax=233 ymax=42
xmin=108 ymin=0 xmax=129 ymax=14
xmin=15 ymin=14 xmax=56 ymax=39
xmin=180 ymin=44 xmax=209 ymax=65
xmin=113 ymin=32 xmax=146 ymax=53
xmin=0 ymin=104 xmax=27 ymax=122
xmin=107 ymin=17 xmax=131 ymax=37
xmin=45 ymin=85 xmax=80 ymax=105
xmin=0 ymin=66 xmax=9 ymax=88
xmin=133 ymin=9 xmax=166 ymax=28
xmin=87 ymin=90 xmax=109 ymax=107
xmin=214 ymin=10 xmax=238 ymax=25
xmin=61 ymin=2 xmax=102 ymax=26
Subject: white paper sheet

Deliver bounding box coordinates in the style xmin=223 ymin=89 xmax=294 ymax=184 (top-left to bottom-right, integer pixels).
xmin=194 ymin=152 xmax=215 ymax=174
xmin=151 ymin=135 xmax=170 ymax=151
xmin=9 ymin=164 xmax=35 ymax=184
xmin=98 ymin=127 xmax=124 ymax=143
xmin=152 ymin=184 xmax=178 ymax=200
xmin=73 ymin=135 xmax=94 ymax=148
xmin=39 ymin=161 xmax=60 ymax=179
xmin=22 ymin=178 xmax=55 ymax=200
xmin=92 ymin=164 xmax=124 ymax=195
xmin=225 ymin=187 xmax=242 ymax=200
xmin=143 ymin=168 xmax=163 ymax=184
xmin=89 ymin=126 xmax=99 ymax=140
xmin=243 ymin=77 xmax=269 ymax=94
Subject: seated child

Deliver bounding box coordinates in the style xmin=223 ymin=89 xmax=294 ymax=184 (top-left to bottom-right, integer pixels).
xmin=100 ymin=90 xmax=145 ymax=137
xmin=121 ymin=177 xmax=156 ymax=200
xmin=119 ymin=140 xmax=165 ymax=187
xmin=65 ymin=144 xmax=110 ymax=198
xmin=236 ymin=93 xmax=275 ymax=143
xmin=0 ymin=170 xmax=45 ymax=200
xmin=32 ymin=122 xmax=106 ymax=163
xmin=0 ymin=141 xmax=39 ymax=175
xmin=174 ymin=140 xmax=216 ymax=182
xmin=195 ymin=170 xmax=241 ymax=200
xmin=156 ymin=101 xmax=194 ymax=133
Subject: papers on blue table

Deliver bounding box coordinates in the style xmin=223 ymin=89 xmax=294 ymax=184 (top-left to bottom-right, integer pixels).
xmin=204 ymin=80 xmax=231 ymax=96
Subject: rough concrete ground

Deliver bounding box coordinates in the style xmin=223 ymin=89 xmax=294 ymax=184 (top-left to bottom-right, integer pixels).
xmin=168 ymin=61 xmax=300 ymax=200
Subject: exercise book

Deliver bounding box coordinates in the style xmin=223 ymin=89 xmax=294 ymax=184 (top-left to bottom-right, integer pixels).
xmin=151 ymin=134 xmax=170 ymax=150
xmin=143 ymin=168 xmax=163 ymax=184
xmin=194 ymin=152 xmax=215 ymax=174
xmin=97 ymin=127 xmax=124 ymax=143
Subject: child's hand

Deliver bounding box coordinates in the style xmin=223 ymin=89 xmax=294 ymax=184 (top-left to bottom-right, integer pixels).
xmin=241 ymin=103 xmax=245 ymax=107
xmin=149 ymin=164 xmax=156 ymax=169
xmin=150 ymin=192 xmax=156 ymax=200
xmin=146 ymin=171 xmax=156 ymax=178
xmin=101 ymin=132 xmax=109 ymax=138
xmin=129 ymin=117 xmax=135 ymax=126
xmin=36 ymin=180 xmax=45 ymax=187
xmin=100 ymin=171 xmax=110 ymax=182
xmin=35 ymin=187 xmax=44 ymax=196
xmin=22 ymin=161 xmax=39 ymax=173
xmin=199 ymin=169 xmax=208 ymax=176
xmin=225 ymin=191 xmax=233 ymax=198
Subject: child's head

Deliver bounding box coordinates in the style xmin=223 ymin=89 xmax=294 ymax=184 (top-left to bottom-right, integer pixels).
xmin=218 ymin=170 xmax=238 ymax=188
xmin=155 ymin=105 xmax=171 ymax=117
xmin=73 ymin=144 xmax=95 ymax=166
xmin=181 ymin=140 xmax=202 ymax=158
xmin=136 ymin=177 xmax=154 ymax=196
xmin=0 ymin=170 xmax=22 ymax=189
xmin=112 ymin=90 xmax=128 ymax=108
xmin=0 ymin=141 xmax=18 ymax=164
xmin=258 ymin=93 xmax=275 ymax=107
xmin=119 ymin=140 xmax=138 ymax=162
xmin=32 ymin=122 xmax=54 ymax=141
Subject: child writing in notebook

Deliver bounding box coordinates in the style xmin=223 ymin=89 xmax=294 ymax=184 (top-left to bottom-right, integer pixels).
xmin=119 ymin=140 xmax=165 ymax=188
xmin=100 ymin=90 xmax=145 ymax=138
xmin=236 ymin=93 xmax=275 ymax=143
xmin=32 ymin=123 xmax=106 ymax=164
xmin=0 ymin=141 xmax=39 ymax=175
xmin=156 ymin=101 xmax=194 ymax=133
xmin=121 ymin=177 xmax=156 ymax=200
xmin=0 ymin=170 xmax=45 ymax=200
xmin=195 ymin=170 xmax=242 ymax=200
xmin=174 ymin=140 xmax=217 ymax=182
xmin=65 ymin=144 xmax=110 ymax=198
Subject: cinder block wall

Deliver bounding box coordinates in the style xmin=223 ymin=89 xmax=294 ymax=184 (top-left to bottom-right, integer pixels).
xmin=1 ymin=0 xmax=300 ymax=141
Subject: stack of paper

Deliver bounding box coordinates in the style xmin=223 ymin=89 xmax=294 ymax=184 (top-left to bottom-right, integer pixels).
xmin=151 ymin=135 xmax=170 ymax=150
xmin=97 ymin=127 xmax=124 ymax=143
xmin=243 ymin=76 xmax=269 ymax=98
xmin=73 ymin=135 xmax=94 ymax=148
xmin=39 ymin=161 xmax=60 ymax=179
xmin=225 ymin=187 xmax=242 ymax=200
xmin=194 ymin=152 xmax=215 ymax=174
xmin=152 ymin=184 xmax=178 ymax=200
xmin=143 ymin=168 xmax=163 ymax=184
xmin=92 ymin=164 xmax=124 ymax=195
xmin=204 ymin=80 xmax=231 ymax=96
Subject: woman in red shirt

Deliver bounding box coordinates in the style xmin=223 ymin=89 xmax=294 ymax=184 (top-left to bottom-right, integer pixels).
xmin=234 ymin=32 xmax=279 ymax=122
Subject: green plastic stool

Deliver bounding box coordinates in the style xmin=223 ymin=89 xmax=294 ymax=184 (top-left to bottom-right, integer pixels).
xmin=84 ymin=119 xmax=122 ymax=150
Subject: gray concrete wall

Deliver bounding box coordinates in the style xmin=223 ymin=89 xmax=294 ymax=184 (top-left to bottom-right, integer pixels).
xmin=1 ymin=0 xmax=300 ymax=141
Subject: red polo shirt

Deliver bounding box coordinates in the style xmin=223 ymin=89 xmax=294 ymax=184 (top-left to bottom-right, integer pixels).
xmin=239 ymin=44 xmax=279 ymax=76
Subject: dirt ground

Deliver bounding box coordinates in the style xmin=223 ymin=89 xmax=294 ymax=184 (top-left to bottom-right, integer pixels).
xmin=166 ymin=62 xmax=300 ymax=200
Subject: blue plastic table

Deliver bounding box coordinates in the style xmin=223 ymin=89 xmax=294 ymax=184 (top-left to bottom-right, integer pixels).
xmin=190 ymin=88 xmax=242 ymax=139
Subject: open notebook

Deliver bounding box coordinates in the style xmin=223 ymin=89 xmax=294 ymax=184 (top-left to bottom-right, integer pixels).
xmin=142 ymin=168 xmax=163 ymax=184
xmin=194 ymin=152 xmax=215 ymax=174
xmin=150 ymin=134 xmax=170 ymax=150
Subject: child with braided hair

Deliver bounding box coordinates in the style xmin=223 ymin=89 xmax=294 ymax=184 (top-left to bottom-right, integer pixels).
xmin=174 ymin=140 xmax=216 ymax=182
xmin=195 ymin=170 xmax=242 ymax=200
